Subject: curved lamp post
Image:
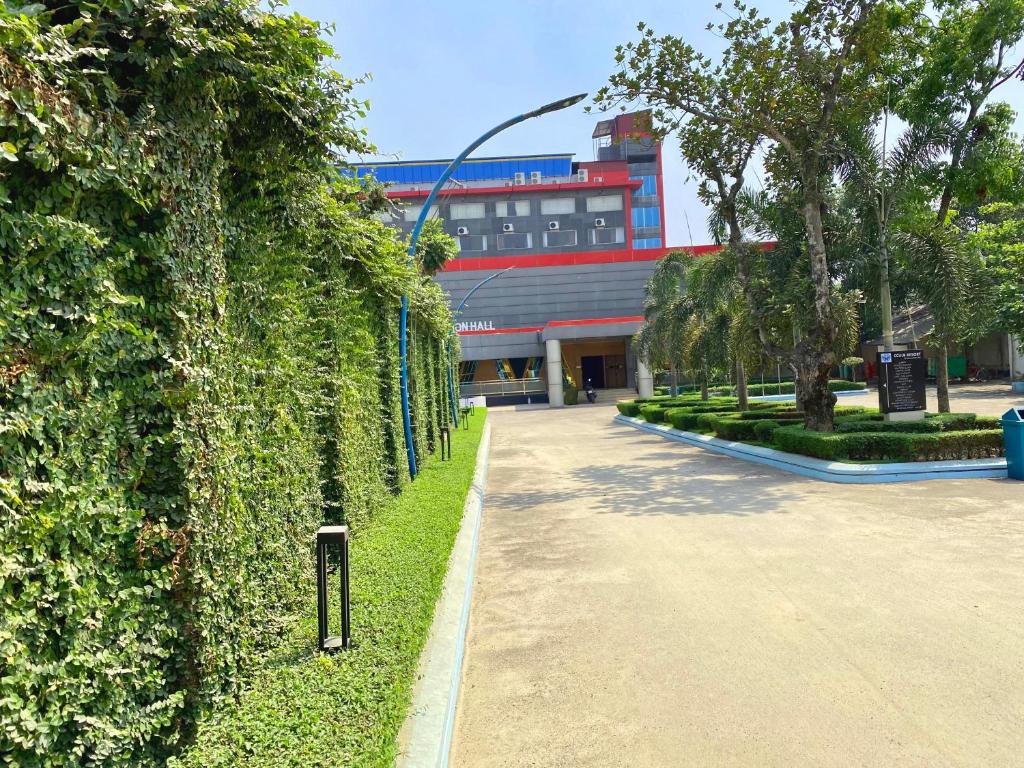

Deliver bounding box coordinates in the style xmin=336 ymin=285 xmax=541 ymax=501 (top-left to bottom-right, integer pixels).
xmin=448 ymin=267 xmax=515 ymax=427
xmin=400 ymin=92 xmax=587 ymax=479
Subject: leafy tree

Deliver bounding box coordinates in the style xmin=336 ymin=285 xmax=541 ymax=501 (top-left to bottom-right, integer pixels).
xmin=971 ymin=203 xmax=1024 ymax=360
xmin=899 ymin=0 xmax=1024 ymax=410
xmin=597 ymin=0 xmax=905 ymax=430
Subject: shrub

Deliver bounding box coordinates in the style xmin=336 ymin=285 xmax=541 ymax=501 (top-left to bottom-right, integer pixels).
xmin=754 ymin=420 xmax=784 ymax=442
xmin=616 ymin=401 xmax=643 ymax=417
xmin=712 ymin=415 xmax=803 ymax=441
xmin=773 ymin=426 xmax=1005 ymax=462
xmin=715 ymin=379 xmax=867 ymax=397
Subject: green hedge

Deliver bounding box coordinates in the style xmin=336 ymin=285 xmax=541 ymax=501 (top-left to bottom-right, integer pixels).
xmin=773 ymin=425 xmax=1005 ymax=462
xmin=616 ymin=401 xmax=644 ymax=417
xmin=710 ymin=414 xmax=804 ymax=441
xmin=834 ymin=413 xmax=986 ymax=434
xmin=1 ymin=6 xmax=453 ymax=766
xmin=169 ymin=412 xmax=486 ymax=768
xmin=714 ymin=379 xmax=867 ymax=396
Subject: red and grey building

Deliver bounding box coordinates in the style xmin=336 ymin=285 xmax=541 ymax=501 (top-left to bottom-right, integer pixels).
xmin=354 ymin=111 xmax=697 ymax=404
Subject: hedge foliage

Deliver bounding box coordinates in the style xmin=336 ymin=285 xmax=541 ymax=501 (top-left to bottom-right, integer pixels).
xmin=773 ymin=426 xmax=1005 ymax=462
xmin=168 ymin=412 xmax=487 ymax=768
xmin=621 ymin=395 xmax=1003 ymax=462
xmin=1 ymin=4 xmax=453 ymax=766
xmin=712 ymin=379 xmax=866 ymax=396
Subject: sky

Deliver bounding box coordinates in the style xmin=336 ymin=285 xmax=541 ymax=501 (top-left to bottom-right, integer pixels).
xmin=290 ymin=0 xmax=1024 ymax=246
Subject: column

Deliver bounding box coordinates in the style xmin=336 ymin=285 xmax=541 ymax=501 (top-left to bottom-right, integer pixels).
xmin=545 ymin=339 xmax=564 ymax=407
xmin=637 ymin=357 xmax=654 ymax=398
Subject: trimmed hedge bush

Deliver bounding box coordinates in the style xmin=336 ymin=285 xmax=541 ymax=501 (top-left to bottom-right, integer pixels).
xmin=773 ymin=425 xmax=1005 ymax=462
xmin=710 ymin=414 xmax=804 ymax=441
xmin=1 ymin=7 xmax=454 ymax=766
xmin=616 ymin=401 xmax=644 ymax=417
xmin=714 ymin=379 xmax=867 ymax=396
xmin=834 ymin=413 xmax=985 ymax=434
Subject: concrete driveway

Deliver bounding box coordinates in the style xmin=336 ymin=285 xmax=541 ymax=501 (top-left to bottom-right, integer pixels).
xmin=450 ymin=400 xmax=1024 ymax=767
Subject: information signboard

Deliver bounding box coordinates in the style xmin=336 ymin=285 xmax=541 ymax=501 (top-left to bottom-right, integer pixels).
xmin=878 ymin=350 xmax=927 ymax=413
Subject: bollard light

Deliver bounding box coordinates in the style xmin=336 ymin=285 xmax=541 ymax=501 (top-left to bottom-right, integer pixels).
xmin=316 ymin=525 xmax=351 ymax=652
xmin=440 ymin=425 xmax=452 ymax=461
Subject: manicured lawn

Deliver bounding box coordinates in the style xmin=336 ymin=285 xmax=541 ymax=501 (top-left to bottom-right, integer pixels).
xmin=169 ymin=412 xmax=487 ymax=768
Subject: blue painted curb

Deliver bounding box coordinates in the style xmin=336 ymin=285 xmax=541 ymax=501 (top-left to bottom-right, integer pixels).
xmin=614 ymin=415 xmax=1008 ymax=484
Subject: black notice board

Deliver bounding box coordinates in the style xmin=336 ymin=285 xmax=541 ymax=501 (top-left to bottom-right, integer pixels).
xmin=878 ymin=350 xmax=927 ymax=413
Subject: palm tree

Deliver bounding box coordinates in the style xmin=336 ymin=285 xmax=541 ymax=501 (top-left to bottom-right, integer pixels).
xmin=635 ymin=252 xmax=692 ymax=397
xmin=838 ymin=120 xmax=950 ymax=352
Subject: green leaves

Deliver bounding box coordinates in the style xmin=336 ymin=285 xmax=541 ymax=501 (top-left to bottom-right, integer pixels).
xmin=2 ymin=2 xmax=454 ymax=765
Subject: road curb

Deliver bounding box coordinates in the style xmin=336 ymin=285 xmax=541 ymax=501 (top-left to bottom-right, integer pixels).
xmin=397 ymin=419 xmax=492 ymax=768
xmin=614 ymin=414 xmax=1008 ymax=484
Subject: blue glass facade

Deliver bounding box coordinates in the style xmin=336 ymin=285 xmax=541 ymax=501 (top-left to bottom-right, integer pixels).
xmin=632 ymin=237 xmax=663 ymax=249
xmin=352 ymin=155 xmax=574 ymax=185
xmin=631 ymin=206 xmax=661 ymax=228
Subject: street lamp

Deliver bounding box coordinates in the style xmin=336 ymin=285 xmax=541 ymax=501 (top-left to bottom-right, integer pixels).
xmin=448 ymin=267 xmax=515 ymax=427
xmin=399 ymin=93 xmax=587 ymax=479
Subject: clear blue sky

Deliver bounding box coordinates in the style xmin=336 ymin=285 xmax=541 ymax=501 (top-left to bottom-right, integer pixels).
xmin=290 ymin=0 xmax=1024 ymax=245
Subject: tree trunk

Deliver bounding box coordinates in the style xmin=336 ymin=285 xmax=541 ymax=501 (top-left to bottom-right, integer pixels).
xmin=736 ymin=358 xmax=749 ymax=411
xmin=670 ymin=366 xmax=678 ymax=397
xmin=879 ymin=238 xmax=894 ymax=352
xmin=936 ymin=343 xmax=951 ymax=413
xmin=796 ymin=362 xmax=837 ymax=432
xmin=700 ymin=363 xmax=709 ymax=401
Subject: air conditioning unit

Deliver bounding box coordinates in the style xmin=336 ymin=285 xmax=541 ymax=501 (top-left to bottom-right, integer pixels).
xmin=577 ymin=169 xmax=589 ymax=183
xmin=513 ymin=172 xmax=526 ymax=185
xmin=548 ymin=221 xmax=560 ymax=231
xmin=594 ymin=176 xmax=604 ymax=182
xmin=594 ymin=217 xmax=606 ymax=228
xmin=456 ymin=226 xmax=470 ymax=236
xmin=530 ymin=171 xmax=542 ymax=184
xmin=504 ymin=181 xmax=515 ymax=187
xmin=503 ymin=223 xmax=515 ymax=233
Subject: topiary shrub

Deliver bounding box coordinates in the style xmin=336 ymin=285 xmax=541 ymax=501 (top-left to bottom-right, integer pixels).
xmin=616 ymin=401 xmax=643 ymax=417
xmin=773 ymin=425 xmax=1005 ymax=462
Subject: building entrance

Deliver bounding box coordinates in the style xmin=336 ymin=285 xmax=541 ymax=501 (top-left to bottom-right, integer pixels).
xmin=581 ymin=356 xmax=605 ymax=388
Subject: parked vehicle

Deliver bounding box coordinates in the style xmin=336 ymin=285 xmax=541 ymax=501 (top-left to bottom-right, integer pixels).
xmin=584 ymin=379 xmax=597 ymax=404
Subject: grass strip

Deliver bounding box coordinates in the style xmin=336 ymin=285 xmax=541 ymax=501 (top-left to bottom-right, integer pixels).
xmin=169 ymin=412 xmax=487 ymax=768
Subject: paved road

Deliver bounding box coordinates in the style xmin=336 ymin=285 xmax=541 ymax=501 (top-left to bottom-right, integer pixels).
xmin=450 ymin=401 xmax=1024 ymax=767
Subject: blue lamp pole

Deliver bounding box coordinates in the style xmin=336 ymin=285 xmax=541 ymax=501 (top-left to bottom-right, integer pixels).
xmin=448 ymin=267 xmax=515 ymax=427
xmin=400 ymin=92 xmax=587 ymax=479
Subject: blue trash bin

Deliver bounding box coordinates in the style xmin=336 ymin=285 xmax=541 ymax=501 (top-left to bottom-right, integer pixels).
xmin=1000 ymin=407 xmax=1024 ymax=480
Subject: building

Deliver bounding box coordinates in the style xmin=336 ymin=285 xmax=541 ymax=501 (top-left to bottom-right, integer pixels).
xmin=354 ymin=111 xmax=706 ymax=404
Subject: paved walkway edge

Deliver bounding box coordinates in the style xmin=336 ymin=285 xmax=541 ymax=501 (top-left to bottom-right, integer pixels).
xmin=397 ymin=419 xmax=492 ymax=768
xmin=615 ymin=414 xmax=1008 ymax=483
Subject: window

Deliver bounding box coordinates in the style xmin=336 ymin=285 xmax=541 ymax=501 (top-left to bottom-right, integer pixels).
xmin=543 ymin=230 xmax=577 ymax=247
xmin=586 ymin=195 xmax=623 ymax=213
xmin=630 ymin=175 xmax=658 ymax=196
xmin=590 ymin=227 xmax=625 ymax=245
xmin=631 ymin=206 xmax=661 ymax=228
xmin=403 ymin=204 xmax=440 ymax=223
xmin=495 ymin=200 xmax=531 ymax=217
xmin=540 ymin=197 xmax=576 ymax=215
xmin=632 ymin=237 xmax=663 ymax=249
xmin=449 ymin=202 xmax=485 ymax=219
xmin=458 ymin=234 xmax=487 ymax=252
xmin=371 ymin=210 xmax=395 ymax=223
xmin=497 ymin=232 xmax=532 ymax=250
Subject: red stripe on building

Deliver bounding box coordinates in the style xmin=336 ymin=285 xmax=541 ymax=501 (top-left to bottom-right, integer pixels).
xmin=457 ymin=325 xmax=544 ymax=336
xmin=457 ymin=315 xmax=645 ymax=337
xmin=546 ymin=315 xmax=644 ymax=327
xmin=441 ymin=245 xmax=721 ymax=273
